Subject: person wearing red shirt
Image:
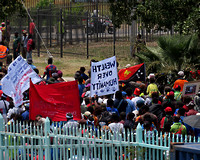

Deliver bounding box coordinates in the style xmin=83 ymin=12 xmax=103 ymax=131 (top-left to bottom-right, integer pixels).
xmin=43 ymin=57 xmax=57 ymax=80
xmin=27 ymin=34 xmax=33 ymax=60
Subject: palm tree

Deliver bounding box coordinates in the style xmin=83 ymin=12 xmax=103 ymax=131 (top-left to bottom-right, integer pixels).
xmin=135 ymin=34 xmax=200 ymax=74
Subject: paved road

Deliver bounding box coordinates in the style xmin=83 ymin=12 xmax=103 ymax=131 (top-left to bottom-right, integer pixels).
xmin=63 ymin=77 xmax=75 ymax=82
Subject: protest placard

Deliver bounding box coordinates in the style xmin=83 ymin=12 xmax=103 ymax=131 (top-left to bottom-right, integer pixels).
xmin=29 ymin=80 xmax=81 ymax=121
xmin=90 ymin=56 xmax=119 ymax=97
xmin=1 ymin=56 xmax=41 ymax=107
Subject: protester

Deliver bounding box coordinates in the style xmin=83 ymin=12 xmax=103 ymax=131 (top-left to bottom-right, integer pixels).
xmin=26 ymin=34 xmax=34 ymax=60
xmin=170 ymin=116 xmax=187 ymax=136
xmin=13 ymin=31 xmax=20 ymax=60
xmin=0 ymin=42 xmax=8 ymax=65
xmin=22 ymin=30 xmax=28 ymax=59
xmin=43 ymin=57 xmax=57 ymax=80
xmin=173 ymin=71 xmax=188 ymax=91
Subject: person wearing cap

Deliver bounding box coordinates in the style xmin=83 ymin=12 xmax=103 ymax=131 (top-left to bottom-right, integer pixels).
xmin=63 ymin=113 xmax=79 ymax=134
xmin=78 ymin=111 xmax=91 ymax=126
xmin=185 ymin=101 xmax=198 ymax=116
xmin=131 ymin=88 xmax=145 ymax=109
xmin=22 ymin=30 xmax=28 ymax=59
xmin=13 ymin=31 xmax=21 ymax=60
xmin=146 ymin=73 xmax=160 ymax=97
xmin=174 ymin=85 xmax=182 ymax=101
xmin=160 ymin=107 xmax=173 ymax=130
xmin=173 ymin=71 xmax=188 ymax=92
xmin=27 ymin=58 xmax=36 ymax=70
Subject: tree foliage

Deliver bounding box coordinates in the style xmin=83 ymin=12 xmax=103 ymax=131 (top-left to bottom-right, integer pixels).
xmin=135 ymin=35 xmax=200 ymax=73
xmin=109 ymin=0 xmax=200 ymax=35
xmin=0 ymin=0 xmax=26 ymax=20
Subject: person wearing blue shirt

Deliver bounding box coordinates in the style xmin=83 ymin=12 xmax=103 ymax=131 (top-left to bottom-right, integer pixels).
xmin=21 ymin=103 xmax=29 ymax=121
xmin=80 ymin=67 xmax=89 ymax=81
xmin=78 ymin=76 xmax=85 ymax=97
xmin=106 ymin=98 xmax=119 ymax=116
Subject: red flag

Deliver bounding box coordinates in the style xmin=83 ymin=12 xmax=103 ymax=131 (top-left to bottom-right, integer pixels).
xmin=29 ymin=80 xmax=81 ymax=121
xmin=118 ymin=63 xmax=145 ymax=82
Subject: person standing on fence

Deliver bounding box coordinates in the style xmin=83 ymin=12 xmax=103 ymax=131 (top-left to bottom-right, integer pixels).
xmin=13 ymin=31 xmax=20 ymax=60
xmin=26 ymin=34 xmax=34 ymax=60
xmin=21 ymin=30 xmax=28 ymax=59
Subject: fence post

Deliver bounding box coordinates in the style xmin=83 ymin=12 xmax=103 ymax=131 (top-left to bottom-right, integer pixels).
xmin=0 ymin=114 xmax=4 ymax=160
xmin=49 ymin=4 xmax=52 ymax=47
xmin=37 ymin=8 xmax=40 ymax=57
xmin=136 ymin=123 xmax=142 ymax=160
xmin=45 ymin=117 xmax=50 ymax=160
xmin=86 ymin=15 xmax=89 ymax=59
xmin=60 ymin=8 xmax=63 ymax=58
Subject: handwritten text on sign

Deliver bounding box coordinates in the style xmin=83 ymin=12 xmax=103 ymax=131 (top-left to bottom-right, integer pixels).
xmin=90 ymin=56 xmax=119 ymax=97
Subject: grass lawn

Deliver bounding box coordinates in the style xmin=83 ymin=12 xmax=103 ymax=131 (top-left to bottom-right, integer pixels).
xmin=31 ymin=41 xmax=157 ymax=77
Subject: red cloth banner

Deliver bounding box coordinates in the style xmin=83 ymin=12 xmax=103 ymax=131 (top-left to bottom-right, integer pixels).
xmin=29 ymin=80 xmax=81 ymax=121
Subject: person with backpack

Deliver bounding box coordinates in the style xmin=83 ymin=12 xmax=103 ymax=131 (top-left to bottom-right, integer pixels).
xmin=26 ymin=34 xmax=35 ymax=60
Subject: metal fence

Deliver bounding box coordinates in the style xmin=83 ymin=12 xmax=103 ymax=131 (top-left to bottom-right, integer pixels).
xmin=0 ymin=115 xmax=172 ymax=160
xmin=1 ymin=114 xmax=200 ymax=160
xmin=8 ymin=1 xmax=176 ymax=58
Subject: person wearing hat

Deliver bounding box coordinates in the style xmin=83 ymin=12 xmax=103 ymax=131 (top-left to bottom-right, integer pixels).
xmin=131 ymin=88 xmax=144 ymax=109
xmin=22 ymin=30 xmax=28 ymax=59
xmin=13 ymin=31 xmax=21 ymax=60
xmin=146 ymin=74 xmax=160 ymax=97
xmin=185 ymin=101 xmax=198 ymax=116
xmin=27 ymin=58 xmax=36 ymax=70
xmin=63 ymin=113 xmax=79 ymax=134
xmin=173 ymin=71 xmax=188 ymax=92
xmin=174 ymin=85 xmax=182 ymax=101
xmin=160 ymin=107 xmax=173 ymax=130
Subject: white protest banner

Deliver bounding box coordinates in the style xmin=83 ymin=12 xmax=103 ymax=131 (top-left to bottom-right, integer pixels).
xmin=1 ymin=56 xmax=42 ymax=107
xmin=90 ymin=56 xmax=119 ymax=97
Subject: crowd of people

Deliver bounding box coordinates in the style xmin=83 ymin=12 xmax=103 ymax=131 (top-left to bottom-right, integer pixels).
xmin=0 ymin=20 xmax=200 ymax=141
xmin=0 ymin=20 xmax=35 ymax=66
xmin=0 ymin=52 xmax=199 ymax=141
